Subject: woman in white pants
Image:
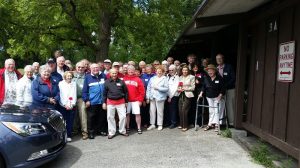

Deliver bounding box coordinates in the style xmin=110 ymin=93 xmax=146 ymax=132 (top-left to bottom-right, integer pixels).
xmin=146 ymin=65 xmax=169 ymax=131
xmin=199 ymin=64 xmax=225 ymax=132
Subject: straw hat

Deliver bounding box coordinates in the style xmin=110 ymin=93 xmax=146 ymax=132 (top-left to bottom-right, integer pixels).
xmin=205 ymin=64 xmax=217 ymax=71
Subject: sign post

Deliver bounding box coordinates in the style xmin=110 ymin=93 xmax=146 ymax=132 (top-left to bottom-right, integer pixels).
xmin=277 ymin=41 xmax=295 ymax=82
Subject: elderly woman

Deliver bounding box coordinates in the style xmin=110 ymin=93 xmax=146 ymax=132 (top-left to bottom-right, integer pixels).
xmin=31 ymin=65 xmax=60 ymax=109
xmin=59 ymin=71 xmax=77 ymax=142
xmin=146 ymin=65 xmax=169 ymax=131
xmin=178 ymin=65 xmax=195 ymax=131
xmin=16 ymin=65 xmax=34 ymax=107
xmin=199 ymin=64 xmax=225 ymax=132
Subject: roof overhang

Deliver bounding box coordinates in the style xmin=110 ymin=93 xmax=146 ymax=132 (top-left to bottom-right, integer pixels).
xmin=175 ymin=0 xmax=271 ymax=42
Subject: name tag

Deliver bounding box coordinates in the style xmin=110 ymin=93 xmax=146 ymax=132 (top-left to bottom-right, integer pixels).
xmin=224 ymin=72 xmax=228 ymax=76
xmin=116 ymin=83 xmax=121 ymax=86
xmin=215 ymin=81 xmax=219 ymax=84
xmin=120 ymin=78 xmax=123 ymax=80
xmin=145 ymin=79 xmax=148 ymax=81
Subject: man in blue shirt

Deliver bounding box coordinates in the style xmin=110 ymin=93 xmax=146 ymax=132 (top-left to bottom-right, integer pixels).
xmin=82 ymin=63 xmax=107 ymax=139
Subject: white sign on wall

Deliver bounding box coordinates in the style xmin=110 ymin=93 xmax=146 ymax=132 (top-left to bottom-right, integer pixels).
xmin=277 ymin=41 xmax=295 ymax=82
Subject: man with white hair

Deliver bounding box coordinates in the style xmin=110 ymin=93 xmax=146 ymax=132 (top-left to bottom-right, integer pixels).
xmin=32 ymin=62 xmax=40 ymax=79
xmin=138 ymin=61 xmax=146 ymax=70
xmin=16 ymin=65 xmax=34 ymax=107
xmin=0 ymin=58 xmax=22 ymax=105
xmin=123 ymin=65 xmax=145 ymax=134
xmin=56 ymin=56 xmax=69 ymax=76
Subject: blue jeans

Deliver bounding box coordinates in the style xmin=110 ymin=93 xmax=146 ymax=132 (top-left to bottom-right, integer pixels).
xmin=59 ymin=106 xmax=75 ymax=138
xmin=168 ymin=96 xmax=179 ymax=126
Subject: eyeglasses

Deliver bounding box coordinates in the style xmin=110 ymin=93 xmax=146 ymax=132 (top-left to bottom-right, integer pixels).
xmin=77 ymin=66 xmax=84 ymax=69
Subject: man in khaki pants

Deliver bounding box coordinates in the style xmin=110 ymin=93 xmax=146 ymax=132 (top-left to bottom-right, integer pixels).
xmin=73 ymin=61 xmax=88 ymax=140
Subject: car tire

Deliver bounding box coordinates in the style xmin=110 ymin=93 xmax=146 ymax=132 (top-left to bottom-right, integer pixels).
xmin=0 ymin=155 xmax=5 ymax=168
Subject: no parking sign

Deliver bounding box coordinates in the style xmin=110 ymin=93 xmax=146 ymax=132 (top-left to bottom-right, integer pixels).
xmin=277 ymin=41 xmax=295 ymax=82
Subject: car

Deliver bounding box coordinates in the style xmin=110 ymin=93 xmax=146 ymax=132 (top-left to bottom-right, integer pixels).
xmin=0 ymin=104 xmax=67 ymax=168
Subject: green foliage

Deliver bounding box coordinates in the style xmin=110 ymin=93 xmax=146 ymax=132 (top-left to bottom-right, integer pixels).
xmin=250 ymin=142 xmax=275 ymax=168
xmin=0 ymin=0 xmax=201 ymax=67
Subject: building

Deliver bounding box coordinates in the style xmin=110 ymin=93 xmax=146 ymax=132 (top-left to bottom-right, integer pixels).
xmin=168 ymin=0 xmax=300 ymax=164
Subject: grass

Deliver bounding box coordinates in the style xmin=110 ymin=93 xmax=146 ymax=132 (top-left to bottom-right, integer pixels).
xmin=221 ymin=128 xmax=232 ymax=138
xmin=250 ymin=141 xmax=275 ymax=168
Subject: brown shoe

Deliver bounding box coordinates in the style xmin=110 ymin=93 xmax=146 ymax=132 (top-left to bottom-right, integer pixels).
xmin=82 ymin=132 xmax=88 ymax=140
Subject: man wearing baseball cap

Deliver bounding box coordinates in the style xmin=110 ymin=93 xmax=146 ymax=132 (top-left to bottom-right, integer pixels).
xmin=103 ymin=59 xmax=112 ymax=75
xmin=106 ymin=62 xmax=125 ymax=80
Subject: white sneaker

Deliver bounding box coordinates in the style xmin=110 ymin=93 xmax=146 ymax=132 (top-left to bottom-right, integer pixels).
xmin=67 ymin=137 xmax=72 ymax=142
xmin=147 ymin=125 xmax=156 ymax=131
xmin=157 ymin=126 xmax=163 ymax=131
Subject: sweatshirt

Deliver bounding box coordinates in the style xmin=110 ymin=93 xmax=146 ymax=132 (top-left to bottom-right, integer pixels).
xmin=123 ymin=75 xmax=145 ymax=102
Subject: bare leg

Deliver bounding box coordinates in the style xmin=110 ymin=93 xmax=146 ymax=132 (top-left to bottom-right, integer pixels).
xmin=126 ymin=114 xmax=130 ymax=129
xmin=135 ymin=114 xmax=141 ymax=130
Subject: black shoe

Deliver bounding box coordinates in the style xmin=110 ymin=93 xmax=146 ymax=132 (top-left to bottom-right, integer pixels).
xmin=169 ymin=124 xmax=176 ymax=129
xmin=108 ymin=135 xmax=115 ymax=139
xmin=88 ymin=134 xmax=95 ymax=139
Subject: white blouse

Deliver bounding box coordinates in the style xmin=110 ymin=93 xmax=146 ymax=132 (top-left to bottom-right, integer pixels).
xmin=59 ymin=80 xmax=77 ymax=108
xmin=16 ymin=76 xmax=33 ymax=106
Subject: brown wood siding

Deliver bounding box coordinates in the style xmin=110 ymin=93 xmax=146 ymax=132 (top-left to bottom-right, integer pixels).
xmin=251 ymin=22 xmax=266 ymax=128
xmin=272 ymin=8 xmax=294 ymax=141
xmin=243 ymin=0 xmax=300 ymax=160
xmin=246 ymin=28 xmax=257 ymax=124
xmin=261 ymin=16 xmax=278 ymax=133
xmin=286 ymin=4 xmax=300 ymax=149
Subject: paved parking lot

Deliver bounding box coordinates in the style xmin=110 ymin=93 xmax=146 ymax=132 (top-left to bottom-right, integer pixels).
xmin=41 ymin=128 xmax=263 ymax=168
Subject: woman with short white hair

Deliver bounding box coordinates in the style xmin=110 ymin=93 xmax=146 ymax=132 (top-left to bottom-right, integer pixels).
xmin=16 ymin=65 xmax=34 ymax=107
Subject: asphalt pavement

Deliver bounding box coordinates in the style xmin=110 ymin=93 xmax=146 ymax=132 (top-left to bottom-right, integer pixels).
xmin=41 ymin=127 xmax=263 ymax=168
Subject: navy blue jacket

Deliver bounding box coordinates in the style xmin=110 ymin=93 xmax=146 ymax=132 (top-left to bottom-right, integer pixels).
xmin=31 ymin=77 xmax=60 ymax=109
xmin=82 ymin=72 xmax=106 ymax=105
xmin=51 ymin=71 xmax=63 ymax=83
xmin=220 ymin=64 xmax=235 ymax=90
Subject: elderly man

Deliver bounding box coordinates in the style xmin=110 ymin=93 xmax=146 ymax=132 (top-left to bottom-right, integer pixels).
xmin=123 ymin=65 xmax=145 ymax=134
xmin=16 ymin=65 xmax=34 ymax=107
xmin=139 ymin=61 xmax=146 ymax=70
xmin=103 ymin=59 xmax=112 ymax=75
xmin=187 ymin=54 xmax=197 ymax=71
xmin=73 ymin=61 xmax=88 ymax=140
xmin=47 ymin=58 xmax=63 ymax=83
xmin=167 ymin=57 xmax=174 ymax=65
xmin=216 ymin=53 xmax=236 ymax=126
xmin=103 ymin=68 xmax=129 ymax=139
xmin=106 ymin=62 xmax=124 ymax=79
xmin=56 ymin=56 xmax=69 ymax=76
xmin=82 ymin=63 xmax=107 ymax=139
xmin=0 ymin=58 xmax=22 ymax=105
xmin=32 ymin=62 xmax=40 ymax=79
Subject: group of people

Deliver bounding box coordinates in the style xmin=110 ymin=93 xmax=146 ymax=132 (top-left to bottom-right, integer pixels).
xmin=0 ymin=51 xmax=236 ymax=141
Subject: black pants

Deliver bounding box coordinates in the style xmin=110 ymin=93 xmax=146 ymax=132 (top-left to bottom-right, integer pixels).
xmin=87 ymin=104 xmax=107 ymax=135
xmin=141 ymin=103 xmax=150 ymax=126
xmin=168 ymin=96 xmax=179 ymax=126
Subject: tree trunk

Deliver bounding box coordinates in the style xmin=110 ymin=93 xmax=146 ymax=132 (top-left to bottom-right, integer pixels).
xmin=96 ymin=3 xmax=112 ymax=61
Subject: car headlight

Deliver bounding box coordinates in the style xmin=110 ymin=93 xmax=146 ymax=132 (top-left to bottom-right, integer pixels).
xmin=1 ymin=122 xmax=47 ymax=137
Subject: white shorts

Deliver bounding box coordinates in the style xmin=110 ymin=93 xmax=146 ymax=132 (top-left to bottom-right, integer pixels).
xmin=127 ymin=101 xmax=140 ymax=114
